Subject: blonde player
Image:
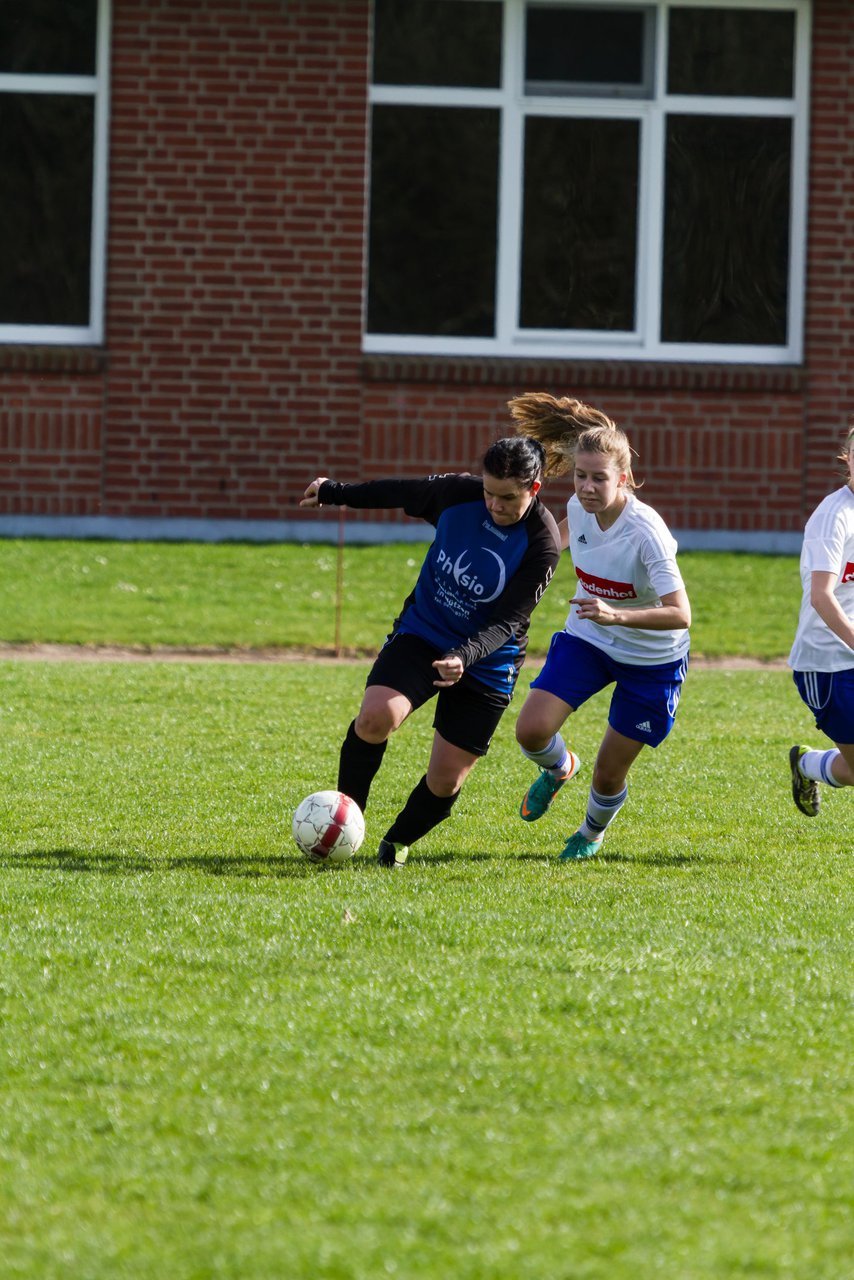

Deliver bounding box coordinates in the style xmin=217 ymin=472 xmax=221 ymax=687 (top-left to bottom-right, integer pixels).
xmin=509 ymin=393 xmax=691 ymax=859
xmin=788 ymin=418 xmax=854 ymax=815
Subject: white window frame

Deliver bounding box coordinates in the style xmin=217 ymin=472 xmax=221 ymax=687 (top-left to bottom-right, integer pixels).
xmin=0 ymin=0 xmax=110 ymax=346
xmin=365 ymin=0 xmax=811 ymax=365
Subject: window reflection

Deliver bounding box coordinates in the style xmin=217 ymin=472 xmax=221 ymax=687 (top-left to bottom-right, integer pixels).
xmin=667 ymin=7 xmax=795 ymax=97
xmin=0 ymin=0 xmax=97 ymax=76
xmin=662 ymin=115 xmax=791 ymax=344
xmin=526 ymin=5 xmax=652 ymax=97
xmin=368 ymin=105 xmax=499 ymax=336
xmin=521 ymin=116 xmax=639 ymax=330
xmin=373 ymin=0 xmax=502 ymax=88
xmin=0 ymin=94 xmax=94 ymax=326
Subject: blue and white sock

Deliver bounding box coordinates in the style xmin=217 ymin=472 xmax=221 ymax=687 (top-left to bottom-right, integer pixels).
xmin=579 ymin=784 xmax=628 ymax=841
xmin=799 ymin=749 xmax=843 ymax=787
xmin=520 ymin=732 xmax=570 ymax=776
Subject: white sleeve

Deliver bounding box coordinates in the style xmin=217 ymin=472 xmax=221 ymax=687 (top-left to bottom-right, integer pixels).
xmin=801 ymin=506 xmax=847 ymax=576
xmin=639 ymin=530 xmax=684 ymax=599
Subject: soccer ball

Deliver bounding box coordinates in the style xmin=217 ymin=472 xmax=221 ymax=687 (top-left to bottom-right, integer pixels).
xmin=292 ymin=790 xmax=365 ymax=865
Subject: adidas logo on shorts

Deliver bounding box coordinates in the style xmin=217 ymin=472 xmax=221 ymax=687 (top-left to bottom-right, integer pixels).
xmin=635 ymin=719 xmax=652 ymax=734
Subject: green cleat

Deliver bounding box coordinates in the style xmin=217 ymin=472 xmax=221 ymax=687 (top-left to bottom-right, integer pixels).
xmin=789 ymin=745 xmax=820 ymax=817
xmin=520 ymin=752 xmax=580 ymax=822
xmin=377 ymin=838 xmax=409 ymax=868
xmin=559 ymin=831 xmax=603 ymax=860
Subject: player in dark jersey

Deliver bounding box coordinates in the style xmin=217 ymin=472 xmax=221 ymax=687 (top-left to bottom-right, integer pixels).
xmin=300 ymin=436 xmax=561 ymax=867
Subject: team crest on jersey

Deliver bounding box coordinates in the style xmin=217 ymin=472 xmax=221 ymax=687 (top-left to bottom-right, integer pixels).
xmin=841 ymin=561 xmax=854 ymax=583
xmin=435 ymin=545 xmax=506 ymax=603
xmin=575 ymin=566 xmax=637 ymax=600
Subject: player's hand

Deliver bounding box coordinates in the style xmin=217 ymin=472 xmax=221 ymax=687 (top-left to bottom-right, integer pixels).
xmin=432 ymin=655 xmax=464 ymax=687
xmin=569 ymin=596 xmax=621 ymax=625
xmin=300 ymin=477 xmax=330 ymax=508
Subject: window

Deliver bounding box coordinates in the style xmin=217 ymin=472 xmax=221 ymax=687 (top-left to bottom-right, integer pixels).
xmin=525 ymin=5 xmax=654 ymax=98
xmin=366 ymin=0 xmax=810 ymax=364
xmin=0 ymin=0 xmax=109 ymax=344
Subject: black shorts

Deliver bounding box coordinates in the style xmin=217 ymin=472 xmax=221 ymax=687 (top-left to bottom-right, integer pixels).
xmin=366 ymin=631 xmax=511 ymax=757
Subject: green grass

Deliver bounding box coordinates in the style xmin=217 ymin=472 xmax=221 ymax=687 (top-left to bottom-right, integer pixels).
xmin=0 ymin=656 xmax=851 ymax=1278
xmin=0 ymin=539 xmax=800 ymax=658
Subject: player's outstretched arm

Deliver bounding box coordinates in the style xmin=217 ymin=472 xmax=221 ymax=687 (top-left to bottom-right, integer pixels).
xmin=300 ymin=474 xmax=475 ymax=519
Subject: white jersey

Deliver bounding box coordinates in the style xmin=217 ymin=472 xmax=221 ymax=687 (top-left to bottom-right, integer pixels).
xmin=563 ymin=492 xmax=689 ymax=666
xmin=788 ymin=485 xmax=854 ymax=672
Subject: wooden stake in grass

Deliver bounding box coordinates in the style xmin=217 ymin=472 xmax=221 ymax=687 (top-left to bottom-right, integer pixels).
xmin=335 ymin=506 xmax=345 ymax=657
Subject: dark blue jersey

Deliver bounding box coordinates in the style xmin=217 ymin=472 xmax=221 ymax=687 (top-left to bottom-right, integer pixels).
xmin=317 ymin=474 xmax=560 ymax=692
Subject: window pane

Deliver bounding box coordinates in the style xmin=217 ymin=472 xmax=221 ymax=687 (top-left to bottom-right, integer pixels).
xmin=525 ymin=5 xmax=651 ymax=96
xmin=373 ymin=0 xmax=502 ymax=88
xmin=667 ymin=8 xmax=795 ymax=98
xmin=520 ymin=117 xmax=639 ymax=331
xmin=0 ymin=0 xmax=98 ymax=75
xmin=0 ymin=94 xmax=93 ymax=325
xmin=662 ymin=115 xmax=791 ymax=345
xmin=368 ymin=106 xmax=499 ymax=337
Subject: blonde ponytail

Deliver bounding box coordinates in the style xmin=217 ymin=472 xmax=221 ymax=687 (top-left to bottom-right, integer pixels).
xmin=508 ymin=392 xmax=637 ymax=488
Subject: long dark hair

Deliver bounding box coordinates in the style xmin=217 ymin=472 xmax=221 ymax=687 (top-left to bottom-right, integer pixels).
xmin=482 ymin=436 xmax=546 ymax=489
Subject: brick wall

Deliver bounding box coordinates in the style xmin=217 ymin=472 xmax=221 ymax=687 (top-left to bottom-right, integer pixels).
xmin=802 ymin=0 xmax=854 ymax=511
xmin=0 ymin=351 xmax=105 ymax=515
xmin=105 ymin=0 xmax=369 ymax=519
xmin=0 ymin=0 xmax=851 ymax=536
xmin=357 ymin=361 xmax=806 ymax=536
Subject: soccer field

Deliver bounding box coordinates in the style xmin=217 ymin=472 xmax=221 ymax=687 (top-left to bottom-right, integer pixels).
xmin=0 ymin=653 xmax=851 ymax=1279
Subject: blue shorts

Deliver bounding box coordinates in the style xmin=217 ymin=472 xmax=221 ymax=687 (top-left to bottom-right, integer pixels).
xmin=793 ymin=669 xmax=854 ymax=744
xmin=530 ymin=631 xmax=688 ymax=747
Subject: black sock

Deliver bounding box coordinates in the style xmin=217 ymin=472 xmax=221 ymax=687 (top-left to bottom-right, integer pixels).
xmin=337 ymin=720 xmax=387 ymax=813
xmin=385 ymin=775 xmax=460 ymax=847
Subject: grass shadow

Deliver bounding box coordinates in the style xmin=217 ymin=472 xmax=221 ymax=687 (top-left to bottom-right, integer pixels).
xmin=2 ymin=845 xmax=718 ymax=877
xmin=406 ymin=850 xmax=494 ymax=865
xmin=2 ymin=847 xmax=315 ymax=879
xmin=508 ymin=848 xmax=717 ymax=867
xmin=600 ymin=850 xmax=716 ymax=867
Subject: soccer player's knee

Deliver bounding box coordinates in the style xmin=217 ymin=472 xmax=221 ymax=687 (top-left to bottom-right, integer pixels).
xmin=515 ymin=715 xmax=536 ymax=748
xmin=429 ymin=773 xmax=462 ymax=797
xmin=355 ymin=705 xmax=394 ymax=742
xmin=516 ymin=719 xmax=548 ymax=751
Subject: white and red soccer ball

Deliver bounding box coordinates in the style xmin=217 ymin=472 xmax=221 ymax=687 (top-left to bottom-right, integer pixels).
xmin=292 ymin=790 xmax=365 ymax=865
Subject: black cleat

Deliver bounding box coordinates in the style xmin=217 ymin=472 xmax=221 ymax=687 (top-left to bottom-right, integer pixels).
xmin=377 ymin=838 xmax=409 ymax=868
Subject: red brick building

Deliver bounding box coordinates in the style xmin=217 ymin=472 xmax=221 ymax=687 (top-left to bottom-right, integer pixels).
xmin=0 ymin=0 xmax=851 ymax=550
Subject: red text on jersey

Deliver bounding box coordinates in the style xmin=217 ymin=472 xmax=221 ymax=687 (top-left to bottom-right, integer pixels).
xmin=575 ymin=566 xmax=638 ymax=600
